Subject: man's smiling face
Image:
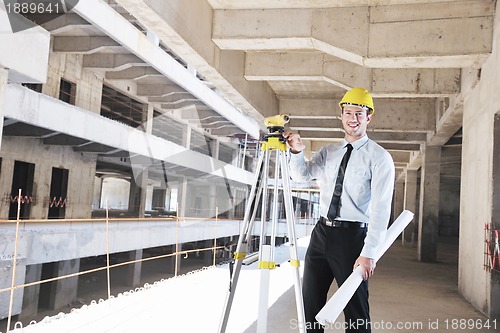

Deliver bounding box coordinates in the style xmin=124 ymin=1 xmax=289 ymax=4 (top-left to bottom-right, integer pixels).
xmin=341 ymin=105 xmax=371 ymax=142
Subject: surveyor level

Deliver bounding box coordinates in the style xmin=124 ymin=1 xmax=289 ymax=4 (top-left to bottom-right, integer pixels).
xmin=218 ymin=114 xmax=306 ymax=333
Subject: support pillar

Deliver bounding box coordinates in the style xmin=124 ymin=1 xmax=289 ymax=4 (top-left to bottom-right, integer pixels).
xmin=52 ymin=259 xmax=80 ymax=310
xmin=209 ymin=183 xmax=217 ymax=217
xmin=0 ymin=68 xmax=8 ymax=150
xmin=393 ymin=178 xmax=405 ymax=224
xmin=128 ymin=170 xmax=148 ymax=218
xmin=19 ymin=264 xmax=42 ymax=320
xmin=490 ymin=115 xmax=500 ymax=320
xmin=151 ymin=188 xmax=167 ymax=212
xmin=175 ymin=243 xmax=183 ymax=275
xmin=202 ymin=240 xmax=213 ymax=266
xmin=0 ymin=159 xmax=15 ymax=218
xmin=177 ymin=178 xmax=188 ymax=218
xmin=403 ymin=169 xmax=418 ymax=246
xmin=164 ymin=245 xmax=174 ymax=275
xmin=418 ymin=146 xmax=441 ymax=262
xmin=126 ymin=250 xmax=143 ymax=288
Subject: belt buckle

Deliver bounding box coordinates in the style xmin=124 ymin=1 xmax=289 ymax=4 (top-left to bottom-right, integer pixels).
xmin=324 ymin=219 xmax=333 ymax=227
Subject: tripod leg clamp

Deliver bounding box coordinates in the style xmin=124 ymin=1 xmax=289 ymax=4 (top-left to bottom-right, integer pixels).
xmin=234 ymin=252 xmax=246 ymax=260
xmin=258 ymin=261 xmax=277 ymax=270
xmin=289 ymin=259 xmax=300 ymax=268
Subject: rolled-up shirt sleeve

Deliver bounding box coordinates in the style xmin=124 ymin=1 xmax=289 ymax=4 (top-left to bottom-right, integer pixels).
xmin=360 ymin=151 xmax=395 ymax=259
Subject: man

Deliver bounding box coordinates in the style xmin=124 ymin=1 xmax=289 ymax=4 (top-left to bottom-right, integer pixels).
xmin=284 ymin=87 xmax=395 ymax=333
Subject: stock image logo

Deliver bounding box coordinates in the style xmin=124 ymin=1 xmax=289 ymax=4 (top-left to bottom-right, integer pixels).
xmin=3 ymin=0 xmax=79 ymax=33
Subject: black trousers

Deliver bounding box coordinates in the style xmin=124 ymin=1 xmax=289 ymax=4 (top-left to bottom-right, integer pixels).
xmin=302 ymin=221 xmax=371 ymax=333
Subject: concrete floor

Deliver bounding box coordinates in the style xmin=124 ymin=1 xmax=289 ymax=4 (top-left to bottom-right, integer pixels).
xmin=2 ymin=236 xmax=498 ymax=333
xmin=244 ymin=237 xmax=498 ymax=333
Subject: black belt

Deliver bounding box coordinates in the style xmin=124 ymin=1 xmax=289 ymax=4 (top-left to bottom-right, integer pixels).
xmin=319 ymin=216 xmax=367 ymax=229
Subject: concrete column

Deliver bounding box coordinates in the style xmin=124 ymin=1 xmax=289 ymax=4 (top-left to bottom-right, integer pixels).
xmin=490 ymin=115 xmax=500 ymax=320
xmin=52 ymin=259 xmax=80 ymax=310
xmin=30 ymin=162 xmax=51 ymax=219
xmin=165 ymin=187 xmax=172 ymax=212
xmin=19 ymin=264 xmax=42 ymax=320
xmin=126 ymin=249 xmax=143 ymax=288
xmin=0 ymin=158 xmax=15 ymax=218
xmin=201 ymin=240 xmax=214 ymax=266
xmin=128 ymin=104 xmax=152 ymax=218
xmin=128 ymin=170 xmax=148 ymax=218
xmin=418 ymin=146 xmax=441 ymax=262
xmin=213 ymin=138 xmax=220 ymax=159
xmin=0 ymin=68 xmax=8 ymax=150
xmin=175 ymin=243 xmax=183 ymax=275
xmin=177 ymin=178 xmax=188 ymax=217
xmin=226 ymin=185 xmax=236 ymax=219
xmin=142 ymin=103 xmax=153 ymax=134
xmin=182 ymin=124 xmax=191 ymax=149
xmin=151 ymin=188 xmax=167 ymax=212
xmin=165 ymin=245 xmax=176 ymax=275
xmin=403 ymin=169 xmax=419 ymax=246
xmin=209 ymin=183 xmax=217 ymax=217
xmin=393 ymin=178 xmax=405 ymax=223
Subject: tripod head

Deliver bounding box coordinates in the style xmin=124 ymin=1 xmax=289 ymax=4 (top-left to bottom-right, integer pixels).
xmin=262 ymin=114 xmax=290 ymax=149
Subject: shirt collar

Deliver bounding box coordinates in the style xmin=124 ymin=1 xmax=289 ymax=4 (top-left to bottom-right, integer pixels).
xmin=342 ymin=135 xmax=369 ymax=150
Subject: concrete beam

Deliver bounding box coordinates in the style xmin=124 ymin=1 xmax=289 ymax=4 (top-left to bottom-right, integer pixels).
xmin=53 ymin=36 xmax=122 ymax=54
xmin=282 ymin=98 xmax=435 ymax=132
xmin=210 ymin=126 xmax=244 ymax=136
xmin=173 ymin=109 xmax=221 ymax=121
xmin=368 ymin=2 xmax=493 ymax=68
xmin=5 ymin=84 xmax=255 ymax=185
xmin=380 ymin=142 xmax=422 ymax=151
xmin=308 ymin=140 xmax=420 ymax=156
xmin=83 ymin=54 xmax=146 ymax=71
xmin=245 ymin=52 xmax=460 ymax=96
xmin=388 ymin=150 xmax=411 ymax=164
xmin=189 ymin=117 xmax=227 ymax=126
xmin=39 ymin=13 xmax=90 ymax=33
xmin=428 ymin=68 xmax=480 ymax=145
xmin=207 ymin=0 xmax=461 ymax=9
xmin=161 ymin=100 xmax=204 ymax=109
xmin=105 ymin=67 xmax=163 ymax=80
xmin=297 ymin=130 xmax=426 ymax=143
xmin=213 ymin=2 xmax=493 ymax=68
xmin=148 ymin=92 xmax=195 ymax=103
xmin=137 ymin=84 xmax=186 ymax=97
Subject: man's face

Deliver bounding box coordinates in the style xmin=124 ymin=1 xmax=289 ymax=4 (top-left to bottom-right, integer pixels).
xmin=341 ymin=105 xmax=371 ymax=142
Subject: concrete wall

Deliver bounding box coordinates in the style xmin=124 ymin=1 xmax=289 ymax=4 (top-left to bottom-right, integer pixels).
xmin=0 ymin=137 xmax=96 ymax=220
xmin=0 ymin=137 xmax=96 ymax=318
xmin=42 ymin=51 xmax=103 ymax=114
xmin=459 ymin=0 xmax=500 ymax=318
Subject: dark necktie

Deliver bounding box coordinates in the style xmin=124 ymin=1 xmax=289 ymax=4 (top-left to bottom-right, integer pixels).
xmin=327 ymin=143 xmax=353 ymax=221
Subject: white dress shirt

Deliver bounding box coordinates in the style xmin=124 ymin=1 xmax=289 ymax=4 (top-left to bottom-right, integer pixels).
xmin=289 ymin=135 xmax=395 ymax=258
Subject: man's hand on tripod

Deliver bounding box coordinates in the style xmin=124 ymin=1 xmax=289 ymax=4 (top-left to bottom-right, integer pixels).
xmin=283 ymin=131 xmax=305 ymax=154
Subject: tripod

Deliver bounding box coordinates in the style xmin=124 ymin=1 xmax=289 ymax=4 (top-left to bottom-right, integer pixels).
xmin=219 ymin=115 xmax=306 ymax=333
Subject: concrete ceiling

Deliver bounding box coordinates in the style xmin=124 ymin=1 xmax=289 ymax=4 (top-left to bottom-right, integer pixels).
xmin=20 ymin=0 xmax=495 ymax=174
xmin=109 ymin=0 xmax=494 ymax=172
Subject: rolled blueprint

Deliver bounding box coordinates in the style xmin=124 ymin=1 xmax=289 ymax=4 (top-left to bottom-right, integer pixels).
xmin=315 ymin=210 xmax=414 ymax=325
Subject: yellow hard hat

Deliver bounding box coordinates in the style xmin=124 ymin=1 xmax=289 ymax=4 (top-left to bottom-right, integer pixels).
xmin=338 ymin=87 xmax=374 ymax=115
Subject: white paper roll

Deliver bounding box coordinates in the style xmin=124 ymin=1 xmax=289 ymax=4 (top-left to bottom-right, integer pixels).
xmin=315 ymin=210 xmax=414 ymax=325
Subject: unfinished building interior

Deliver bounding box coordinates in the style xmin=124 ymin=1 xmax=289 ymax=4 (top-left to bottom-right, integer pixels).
xmin=1 ymin=0 xmax=500 ymax=331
